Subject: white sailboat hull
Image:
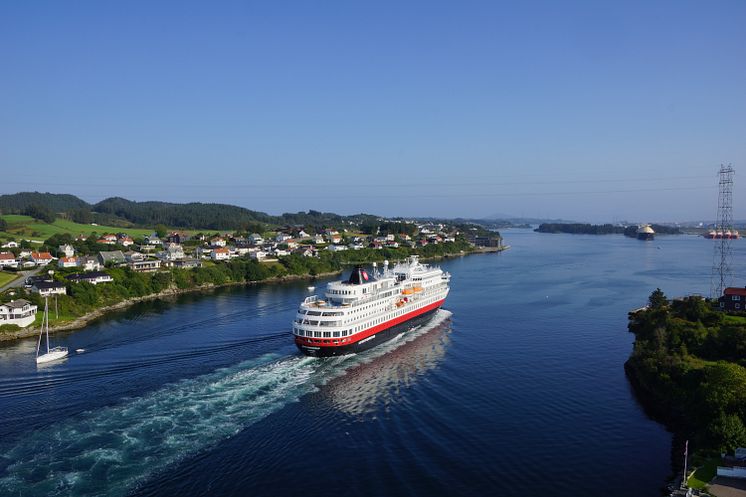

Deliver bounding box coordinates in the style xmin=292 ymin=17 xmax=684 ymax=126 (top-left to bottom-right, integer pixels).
xmin=36 ymin=347 xmax=68 ymax=364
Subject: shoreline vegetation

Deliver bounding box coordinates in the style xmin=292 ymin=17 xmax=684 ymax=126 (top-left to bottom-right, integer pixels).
xmin=0 ymin=245 xmax=505 ymax=342
xmin=626 ymin=290 xmax=746 ymax=477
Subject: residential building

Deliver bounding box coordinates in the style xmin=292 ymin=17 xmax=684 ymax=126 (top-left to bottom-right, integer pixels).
xmin=210 ymin=237 xmax=227 ymax=248
xmin=720 ymin=287 xmax=746 ymax=311
xmin=297 ymin=230 xmax=310 ymax=239
xmin=1 ymin=241 xmax=19 ymax=248
xmin=78 ymin=256 xmax=103 ymax=271
xmin=124 ymin=251 xmax=145 ymax=263
xmin=248 ymin=233 xmax=264 ymax=245
xmin=0 ymin=252 xmax=17 ymax=268
xmin=66 ymin=271 xmax=113 ymax=285
xmin=166 ymin=232 xmax=189 ymax=244
xmin=58 ymin=257 xmax=79 ymax=268
xmin=170 ymin=258 xmax=202 ymax=269
xmin=32 ymin=281 xmax=67 ymax=296
xmin=0 ymin=299 xmax=38 ymax=328
xmin=159 ymin=243 xmax=185 ymax=261
xmin=98 ymin=250 xmax=126 ymax=266
xmin=275 ymin=233 xmax=292 ymax=243
xmin=327 ymin=244 xmax=347 ymax=252
xmin=211 ymin=247 xmax=230 ymax=261
xmin=250 ymin=250 xmax=267 ymax=261
xmin=119 ymin=236 xmax=134 ymax=247
xmin=144 ymin=233 xmax=162 ymax=246
xmin=58 ymin=244 xmax=75 ymax=257
xmin=31 ymin=252 xmax=54 ymax=266
xmin=130 ymin=260 xmax=161 ymax=272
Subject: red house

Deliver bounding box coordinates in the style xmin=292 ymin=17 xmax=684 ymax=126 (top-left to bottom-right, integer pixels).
xmin=720 ymin=287 xmax=746 ymax=311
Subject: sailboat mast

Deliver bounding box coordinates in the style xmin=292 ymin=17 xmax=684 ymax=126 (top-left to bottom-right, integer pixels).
xmin=45 ymin=297 xmax=50 ymax=354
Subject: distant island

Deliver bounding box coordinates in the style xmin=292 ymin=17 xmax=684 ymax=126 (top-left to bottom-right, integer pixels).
xmin=534 ymin=223 xmax=682 ymax=236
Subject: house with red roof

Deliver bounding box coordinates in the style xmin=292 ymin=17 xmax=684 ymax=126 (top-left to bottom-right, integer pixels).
xmin=30 ymin=252 xmax=53 ymax=266
xmin=720 ymin=287 xmax=746 ymax=311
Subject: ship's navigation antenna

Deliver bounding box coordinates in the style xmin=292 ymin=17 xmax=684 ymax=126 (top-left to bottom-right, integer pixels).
xmin=711 ymin=164 xmax=735 ymax=298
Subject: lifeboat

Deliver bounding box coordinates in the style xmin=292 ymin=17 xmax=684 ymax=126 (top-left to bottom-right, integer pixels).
xmin=413 ymin=287 xmax=423 ymax=293
xmin=402 ymin=288 xmax=415 ymax=295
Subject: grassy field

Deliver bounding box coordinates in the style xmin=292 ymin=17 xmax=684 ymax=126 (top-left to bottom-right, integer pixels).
xmin=0 ymin=271 xmax=18 ymax=288
xmin=0 ymin=215 xmax=158 ymax=242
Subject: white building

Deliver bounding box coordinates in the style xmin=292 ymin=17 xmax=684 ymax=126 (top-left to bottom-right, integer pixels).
xmin=58 ymin=257 xmax=79 ymax=268
xmin=159 ymin=243 xmax=185 ymax=261
xmin=211 ymin=248 xmax=230 ymax=261
xmin=0 ymin=299 xmax=37 ymax=328
xmin=249 ymin=234 xmax=264 ymax=245
xmin=58 ymin=244 xmax=75 ymax=257
xmin=250 ymin=250 xmax=267 ymax=261
xmin=32 ymin=281 xmax=67 ymax=296
xmin=0 ymin=252 xmax=17 ymax=268
xmin=30 ymin=252 xmax=54 ymax=266
xmin=1 ymin=241 xmax=19 ymax=248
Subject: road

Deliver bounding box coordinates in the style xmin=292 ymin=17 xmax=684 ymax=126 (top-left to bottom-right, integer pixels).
xmin=0 ymin=267 xmax=42 ymax=293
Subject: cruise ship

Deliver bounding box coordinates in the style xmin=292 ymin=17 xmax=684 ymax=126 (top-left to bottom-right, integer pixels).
xmin=292 ymin=256 xmax=450 ymax=357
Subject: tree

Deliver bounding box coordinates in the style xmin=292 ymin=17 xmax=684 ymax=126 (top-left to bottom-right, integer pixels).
xmin=23 ymin=204 xmax=56 ymax=223
xmin=0 ymin=218 xmax=7 ymax=232
xmin=649 ymin=288 xmax=668 ymax=309
xmin=709 ymin=413 xmax=746 ymax=453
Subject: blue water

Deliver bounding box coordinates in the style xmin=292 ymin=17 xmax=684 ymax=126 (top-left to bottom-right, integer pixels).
xmin=0 ymin=230 xmax=738 ymax=496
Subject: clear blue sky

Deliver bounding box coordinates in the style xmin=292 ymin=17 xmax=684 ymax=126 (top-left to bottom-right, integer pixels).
xmin=1 ymin=1 xmax=744 ymax=222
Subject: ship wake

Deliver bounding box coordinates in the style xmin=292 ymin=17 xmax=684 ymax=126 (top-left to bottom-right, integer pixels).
xmin=0 ymin=310 xmax=451 ymax=497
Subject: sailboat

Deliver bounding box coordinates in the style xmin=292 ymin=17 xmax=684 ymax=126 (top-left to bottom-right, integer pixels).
xmin=36 ymin=297 xmax=68 ymax=364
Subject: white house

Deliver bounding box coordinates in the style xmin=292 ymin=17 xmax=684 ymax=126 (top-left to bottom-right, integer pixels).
xmin=32 ymin=281 xmax=67 ymax=296
xmin=159 ymin=243 xmax=185 ymax=261
xmin=1 ymin=241 xmax=19 ymax=248
xmin=0 ymin=252 xmax=17 ymax=268
xmin=144 ymin=233 xmax=162 ymax=246
xmin=211 ymin=247 xmax=230 ymax=261
xmin=78 ymin=256 xmax=103 ymax=271
xmin=249 ymin=234 xmax=264 ymax=245
xmin=275 ymin=233 xmax=292 ymax=243
xmin=250 ymin=250 xmax=267 ymax=261
xmin=0 ymin=299 xmax=38 ymax=328
xmin=210 ymin=237 xmax=227 ymax=248
xmin=298 ymin=230 xmax=310 ymax=239
xmin=66 ymin=271 xmax=113 ymax=285
xmin=327 ymin=244 xmax=348 ymax=252
xmin=58 ymin=244 xmax=75 ymax=257
xmin=314 ymin=235 xmax=325 ymax=244
xmin=58 ymin=256 xmax=79 ymax=268
xmin=30 ymin=252 xmax=54 ymax=266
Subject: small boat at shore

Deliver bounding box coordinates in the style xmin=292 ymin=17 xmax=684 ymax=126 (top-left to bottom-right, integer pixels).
xmin=36 ymin=297 xmax=68 ymax=364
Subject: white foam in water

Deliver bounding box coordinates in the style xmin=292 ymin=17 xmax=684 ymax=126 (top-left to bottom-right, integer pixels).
xmin=0 ymin=310 xmax=452 ymax=497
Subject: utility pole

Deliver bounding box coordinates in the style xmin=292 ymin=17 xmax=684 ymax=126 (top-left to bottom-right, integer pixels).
xmin=711 ymin=164 xmax=735 ymax=299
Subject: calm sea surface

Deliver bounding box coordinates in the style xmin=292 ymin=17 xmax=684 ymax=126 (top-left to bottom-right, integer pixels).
xmin=1 ymin=229 xmax=740 ymax=496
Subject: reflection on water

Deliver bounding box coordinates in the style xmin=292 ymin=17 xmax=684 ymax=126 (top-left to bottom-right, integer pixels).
xmin=323 ymin=317 xmax=451 ymax=416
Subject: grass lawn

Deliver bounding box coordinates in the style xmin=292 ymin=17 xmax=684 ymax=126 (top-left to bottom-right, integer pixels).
xmin=0 ymin=271 xmax=19 ymax=288
xmin=722 ymin=314 xmax=746 ymax=325
xmin=688 ymin=458 xmax=718 ymax=490
xmin=0 ymin=215 xmax=172 ymax=241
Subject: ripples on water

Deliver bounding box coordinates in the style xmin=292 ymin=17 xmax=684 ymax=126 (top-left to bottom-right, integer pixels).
xmin=1 ymin=231 xmax=734 ymax=497
xmin=0 ymin=309 xmax=452 ymax=497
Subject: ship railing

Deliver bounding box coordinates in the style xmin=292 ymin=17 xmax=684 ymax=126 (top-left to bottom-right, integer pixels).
xmin=303 ymin=295 xmax=319 ymax=304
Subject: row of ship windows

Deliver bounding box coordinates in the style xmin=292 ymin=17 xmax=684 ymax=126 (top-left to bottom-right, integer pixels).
xmin=294 ymin=294 xmax=441 ymax=338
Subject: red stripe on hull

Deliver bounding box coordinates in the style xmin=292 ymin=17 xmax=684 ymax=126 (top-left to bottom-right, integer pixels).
xmin=294 ymin=298 xmax=446 ymax=349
